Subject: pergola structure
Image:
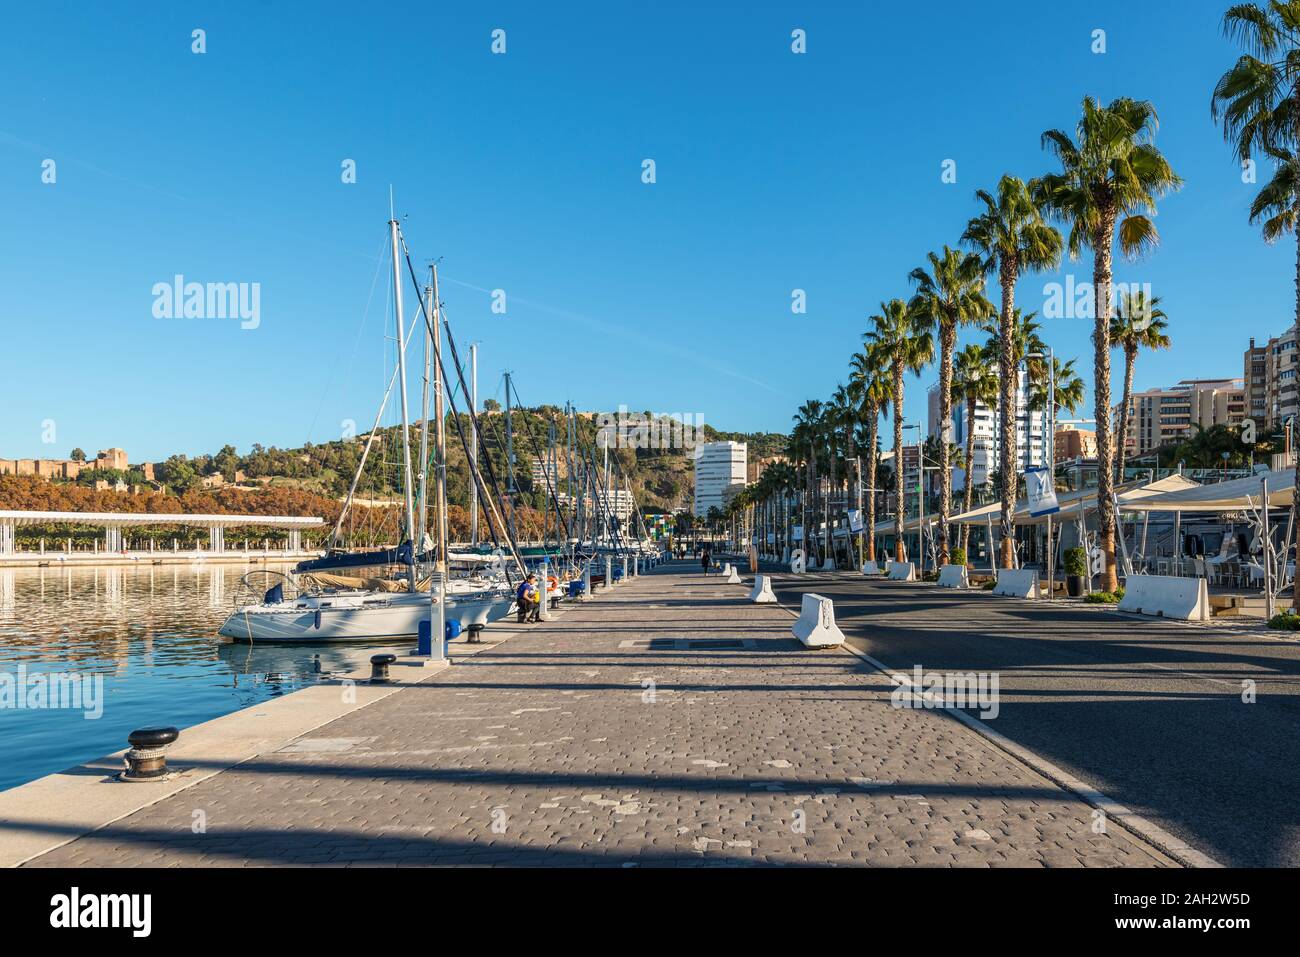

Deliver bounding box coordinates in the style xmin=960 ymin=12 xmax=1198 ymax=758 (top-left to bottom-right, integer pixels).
xmin=0 ymin=510 xmax=326 ymax=555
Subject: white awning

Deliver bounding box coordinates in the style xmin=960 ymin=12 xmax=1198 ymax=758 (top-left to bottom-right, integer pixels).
xmin=1116 ymin=469 xmax=1294 ymax=513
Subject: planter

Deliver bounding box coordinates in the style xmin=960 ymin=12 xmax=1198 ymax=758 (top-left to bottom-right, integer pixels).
xmin=1066 ymin=575 xmax=1086 ymax=598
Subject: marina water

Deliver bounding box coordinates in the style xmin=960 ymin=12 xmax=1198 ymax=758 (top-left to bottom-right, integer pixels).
xmin=0 ymin=562 xmax=384 ymax=792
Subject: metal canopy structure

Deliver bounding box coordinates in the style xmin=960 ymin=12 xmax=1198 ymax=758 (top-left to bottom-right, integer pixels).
xmin=0 ymin=510 xmax=326 ymax=555
xmin=872 ymin=474 xmax=1202 ymax=535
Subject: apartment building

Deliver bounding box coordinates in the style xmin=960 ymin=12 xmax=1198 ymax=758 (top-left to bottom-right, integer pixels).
xmin=1116 ymin=379 xmax=1245 ymax=459
xmin=693 ymin=441 xmax=747 ymax=517
xmin=1244 ymin=329 xmax=1298 ymax=429
xmin=928 ymin=371 xmax=1047 ymax=490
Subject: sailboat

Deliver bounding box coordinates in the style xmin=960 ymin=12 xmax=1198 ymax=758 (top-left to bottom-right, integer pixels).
xmin=218 ymin=214 xmax=517 ymax=643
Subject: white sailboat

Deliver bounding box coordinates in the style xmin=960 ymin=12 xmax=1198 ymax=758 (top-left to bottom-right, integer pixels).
xmin=218 ymin=215 xmax=516 ymax=644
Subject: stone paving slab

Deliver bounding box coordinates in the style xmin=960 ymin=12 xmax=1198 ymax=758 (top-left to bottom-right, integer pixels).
xmin=23 ymin=564 xmax=1175 ymax=867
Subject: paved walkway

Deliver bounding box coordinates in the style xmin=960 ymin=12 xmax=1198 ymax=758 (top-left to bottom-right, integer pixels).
xmin=25 ymin=564 xmax=1174 ymax=867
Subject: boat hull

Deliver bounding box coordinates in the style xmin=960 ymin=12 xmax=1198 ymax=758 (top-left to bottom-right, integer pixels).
xmin=218 ymin=590 xmax=515 ymax=643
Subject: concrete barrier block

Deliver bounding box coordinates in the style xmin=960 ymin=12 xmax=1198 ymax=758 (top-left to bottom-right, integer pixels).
xmin=992 ymin=569 xmax=1038 ymax=598
xmin=791 ymin=593 xmax=845 ymax=648
xmin=1119 ymin=574 xmax=1210 ymax=621
xmin=819 ymin=557 xmax=835 ymax=571
xmin=886 ymin=562 xmax=915 ymax=581
xmin=861 ymin=560 xmax=882 ymax=576
xmin=936 ymin=564 xmax=968 ymax=589
xmin=726 ymin=565 xmax=742 ymax=584
xmin=749 ymin=575 xmax=777 ymax=603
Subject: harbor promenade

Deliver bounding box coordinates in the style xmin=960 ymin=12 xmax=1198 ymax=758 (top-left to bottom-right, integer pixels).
xmin=6 ymin=561 xmax=1177 ymax=867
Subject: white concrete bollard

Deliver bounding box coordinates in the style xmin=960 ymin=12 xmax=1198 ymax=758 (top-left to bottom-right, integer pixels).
xmin=861 ymin=560 xmax=882 ymax=576
xmin=886 ymin=562 xmax=916 ymax=581
xmin=726 ymin=564 xmax=742 ymax=584
xmin=819 ymin=556 xmax=835 ymax=571
xmin=991 ymin=569 xmax=1038 ymax=598
xmin=749 ymin=575 xmax=777 ymax=603
xmin=791 ymin=593 xmax=845 ymax=648
xmin=1119 ymin=575 xmax=1209 ymax=621
xmin=605 ymin=555 xmax=613 ymax=588
xmin=936 ymin=564 xmax=968 ymax=588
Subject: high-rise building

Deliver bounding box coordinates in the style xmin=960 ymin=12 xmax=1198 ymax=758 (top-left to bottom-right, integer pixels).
xmin=1115 ymin=378 xmax=1245 ymax=459
xmin=1243 ymin=327 xmax=1298 ymax=430
xmin=929 ymin=371 xmax=1047 ymax=490
xmin=1244 ymin=337 xmax=1269 ymax=425
xmin=693 ymin=441 xmax=747 ymax=517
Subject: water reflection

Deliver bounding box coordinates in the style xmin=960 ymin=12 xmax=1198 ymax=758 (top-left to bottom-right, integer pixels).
xmin=0 ymin=562 xmax=390 ymax=792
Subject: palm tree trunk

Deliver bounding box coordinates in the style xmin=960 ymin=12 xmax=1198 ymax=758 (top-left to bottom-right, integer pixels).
xmin=1094 ymin=209 xmax=1119 ymax=593
xmin=865 ymin=402 xmax=879 ymax=563
xmin=893 ymin=364 xmax=906 ymax=562
xmin=998 ymin=263 xmax=1018 ymax=569
xmin=1292 ymin=218 xmax=1300 ymax=609
xmin=937 ymin=322 xmax=956 ymax=565
xmin=1117 ymin=346 xmax=1137 ymax=477
xmin=960 ymin=393 xmax=976 ymax=557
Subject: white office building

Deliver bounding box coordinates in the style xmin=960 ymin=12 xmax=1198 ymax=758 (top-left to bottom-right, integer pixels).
xmin=927 ymin=371 xmax=1047 ymax=490
xmin=693 ymin=441 xmax=747 ymax=517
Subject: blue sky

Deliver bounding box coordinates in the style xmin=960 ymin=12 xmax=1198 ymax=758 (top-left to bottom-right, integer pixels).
xmin=0 ymin=0 xmax=1288 ymax=462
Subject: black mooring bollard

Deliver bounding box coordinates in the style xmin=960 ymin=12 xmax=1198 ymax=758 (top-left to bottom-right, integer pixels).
xmin=122 ymin=726 xmax=179 ymax=781
xmin=370 ymin=653 xmax=397 ymax=683
xmin=466 ymin=624 xmax=484 ymax=644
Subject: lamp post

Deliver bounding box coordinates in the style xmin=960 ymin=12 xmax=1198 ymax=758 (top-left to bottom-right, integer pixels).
xmin=902 ymin=423 xmax=922 ymax=565
xmin=1027 ymin=349 xmax=1054 ymax=596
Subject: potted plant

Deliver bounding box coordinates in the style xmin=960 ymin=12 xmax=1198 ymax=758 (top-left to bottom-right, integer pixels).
xmin=1064 ymin=547 xmax=1088 ymax=597
xmin=949 ymin=547 xmax=966 ymax=567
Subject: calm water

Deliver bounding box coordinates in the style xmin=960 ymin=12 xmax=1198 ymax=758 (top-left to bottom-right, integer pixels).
xmin=0 ymin=562 xmax=389 ymax=792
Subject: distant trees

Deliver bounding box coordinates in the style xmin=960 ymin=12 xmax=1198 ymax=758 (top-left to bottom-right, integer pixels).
xmin=70 ymin=448 xmax=86 ymax=462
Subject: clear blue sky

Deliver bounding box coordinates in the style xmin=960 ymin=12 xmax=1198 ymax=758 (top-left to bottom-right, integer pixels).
xmin=0 ymin=0 xmax=1287 ymax=462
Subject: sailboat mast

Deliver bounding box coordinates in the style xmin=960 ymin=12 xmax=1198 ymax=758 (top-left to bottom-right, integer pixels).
xmin=417 ymin=281 xmax=433 ymax=557
xmin=431 ymin=264 xmax=449 ymax=577
xmin=470 ymin=343 xmax=479 ymax=547
xmin=389 ymin=215 xmax=418 ymax=590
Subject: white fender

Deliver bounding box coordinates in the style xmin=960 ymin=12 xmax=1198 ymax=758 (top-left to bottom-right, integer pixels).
xmin=792 ymin=593 xmax=845 ymax=648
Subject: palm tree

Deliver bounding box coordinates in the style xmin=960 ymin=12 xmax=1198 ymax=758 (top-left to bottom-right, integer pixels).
xmin=1030 ymin=356 xmax=1087 ymax=418
xmin=1111 ymin=291 xmax=1171 ymax=476
xmin=908 ymin=246 xmax=995 ymax=565
xmin=864 ymin=299 xmax=934 ymax=562
xmin=962 ymin=176 xmax=1063 ymax=569
xmin=1212 ymin=2 xmax=1300 ymax=607
xmin=1037 ymin=96 xmax=1182 ymax=592
xmin=849 ymin=345 xmax=891 ymax=564
xmin=791 ymin=400 xmax=825 ymax=560
xmin=950 ymin=343 xmax=998 ymax=557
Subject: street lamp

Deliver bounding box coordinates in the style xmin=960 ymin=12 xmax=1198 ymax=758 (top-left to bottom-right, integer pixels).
xmin=1027 ymin=349 xmax=1054 ymax=596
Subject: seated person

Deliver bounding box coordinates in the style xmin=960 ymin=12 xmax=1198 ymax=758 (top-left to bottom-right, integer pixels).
xmin=516 ymin=574 xmax=541 ymax=623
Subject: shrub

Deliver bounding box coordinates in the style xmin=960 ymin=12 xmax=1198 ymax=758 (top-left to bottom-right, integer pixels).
xmin=1063 ymin=547 xmax=1088 ymax=577
xmin=1268 ymin=611 xmax=1300 ymax=631
xmin=981 ymin=579 xmax=997 ymax=590
xmin=949 ymin=547 xmax=966 ymax=566
xmin=1084 ymin=588 xmax=1125 ymax=604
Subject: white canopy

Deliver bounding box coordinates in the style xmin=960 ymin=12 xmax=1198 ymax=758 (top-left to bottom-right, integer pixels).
xmin=1116 ymin=468 xmax=1294 ymax=514
xmin=872 ymin=474 xmax=1201 ymax=534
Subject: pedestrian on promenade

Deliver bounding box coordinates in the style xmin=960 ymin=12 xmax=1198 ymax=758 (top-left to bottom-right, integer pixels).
xmin=701 ymin=547 xmax=711 ymax=574
xmin=516 ymin=574 xmax=540 ymax=624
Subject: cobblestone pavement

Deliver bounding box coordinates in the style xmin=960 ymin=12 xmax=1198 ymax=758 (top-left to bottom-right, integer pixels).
xmin=26 ymin=564 xmax=1174 ymax=867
